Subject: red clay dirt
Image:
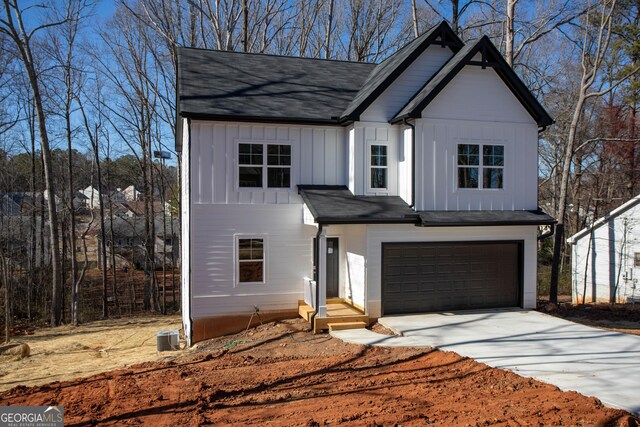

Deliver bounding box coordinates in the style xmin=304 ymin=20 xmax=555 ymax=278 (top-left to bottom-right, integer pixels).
xmin=1 ymin=318 xmax=637 ymax=426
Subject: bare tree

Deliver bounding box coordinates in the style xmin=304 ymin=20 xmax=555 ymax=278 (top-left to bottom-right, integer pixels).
xmin=549 ymin=0 xmax=640 ymax=303
xmin=0 ymin=0 xmax=67 ymax=326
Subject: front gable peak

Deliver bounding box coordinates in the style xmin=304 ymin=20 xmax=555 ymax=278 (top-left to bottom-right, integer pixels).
xmin=340 ymin=21 xmax=463 ymax=122
xmin=391 ymin=36 xmax=553 ymax=127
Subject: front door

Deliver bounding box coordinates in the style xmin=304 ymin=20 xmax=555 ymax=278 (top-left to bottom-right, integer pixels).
xmin=326 ymin=238 xmax=339 ymax=298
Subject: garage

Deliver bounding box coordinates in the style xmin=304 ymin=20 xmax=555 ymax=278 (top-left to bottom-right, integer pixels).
xmin=382 ymin=241 xmax=522 ymax=315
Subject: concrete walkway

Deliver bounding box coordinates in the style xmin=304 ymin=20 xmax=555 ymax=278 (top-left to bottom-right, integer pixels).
xmin=331 ymin=309 xmax=640 ymax=415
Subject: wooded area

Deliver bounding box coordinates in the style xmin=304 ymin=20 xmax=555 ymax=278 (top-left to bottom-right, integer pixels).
xmin=0 ymin=0 xmax=638 ymax=339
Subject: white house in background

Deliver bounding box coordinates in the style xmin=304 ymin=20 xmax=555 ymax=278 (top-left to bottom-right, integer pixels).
xmin=123 ymin=185 xmax=141 ymax=201
xmin=176 ymin=21 xmax=555 ymax=345
xmin=79 ymin=186 xmax=101 ymax=209
xmin=567 ymin=195 xmax=640 ymax=304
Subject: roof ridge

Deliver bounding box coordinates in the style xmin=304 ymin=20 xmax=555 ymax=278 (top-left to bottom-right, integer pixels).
xmin=177 ymin=46 xmax=375 ymax=66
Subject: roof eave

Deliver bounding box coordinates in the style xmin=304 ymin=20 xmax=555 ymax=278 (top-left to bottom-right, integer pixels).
xmin=567 ymin=195 xmax=640 ymax=243
xmin=180 ymin=111 xmax=343 ymax=126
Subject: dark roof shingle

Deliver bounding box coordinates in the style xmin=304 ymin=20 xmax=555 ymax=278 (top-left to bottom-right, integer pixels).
xmin=298 ymin=185 xmax=418 ymax=224
xmin=177 ymin=48 xmax=375 ymax=123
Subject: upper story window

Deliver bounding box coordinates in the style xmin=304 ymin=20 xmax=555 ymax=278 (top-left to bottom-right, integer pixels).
xmin=237 ymin=237 xmax=265 ymax=284
xmin=370 ymin=144 xmax=388 ymax=190
xmin=239 ymin=143 xmax=291 ymax=189
xmin=457 ymin=144 xmax=504 ymax=189
xmin=635 ymin=252 xmax=640 ymax=267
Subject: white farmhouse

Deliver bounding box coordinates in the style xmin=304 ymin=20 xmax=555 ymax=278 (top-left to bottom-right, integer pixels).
xmin=567 ymin=195 xmax=640 ymax=304
xmin=176 ymin=21 xmax=555 ymax=344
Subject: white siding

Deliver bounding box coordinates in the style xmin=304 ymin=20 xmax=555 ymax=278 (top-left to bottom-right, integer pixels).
xmin=414 ymin=119 xmax=538 ymax=211
xmin=190 ymin=203 xmax=317 ymax=318
xmin=398 ymin=126 xmax=413 ymax=205
xmin=422 ymin=65 xmax=536 ymax=124
xmin=365 ymin=224 xmax=539 ymax=318
xmin=341 ymin=225 xmax=367 ymax=308
xmin=571 ymin=204 xmax=640 ymax=303
xmin=190 ymin=121 xmax=347 ymax=205
xmin=361 ymin=45 xmax=454 ymax=122
xmin=349 ymin=122 xmax=400 ymax=196
xmin=180 ymin=119 xmax=192 ymax=344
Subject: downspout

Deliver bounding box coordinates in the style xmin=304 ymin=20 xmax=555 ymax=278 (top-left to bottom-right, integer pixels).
xmin=404 ymin=118 xmax=416 ymax=209
xmin=308 ymin=223 xmax=323 ymax=331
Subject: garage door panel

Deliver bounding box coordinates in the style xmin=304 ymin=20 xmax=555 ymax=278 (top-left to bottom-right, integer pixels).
xmin=382 ymin=242 xmax=521 ymax=315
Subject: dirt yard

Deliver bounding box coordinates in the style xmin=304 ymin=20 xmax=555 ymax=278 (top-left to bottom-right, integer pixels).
xmin=543 ymin=302 xmax=640 ymax=336
xmin=0 ymin=315 xmax=182 ymax=392
xmin=1 ymin=318 xmax=638 ymax=426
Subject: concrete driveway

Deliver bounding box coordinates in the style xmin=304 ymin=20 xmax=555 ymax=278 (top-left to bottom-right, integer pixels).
xmin=331 ymin=309 xmax=640 ymax=415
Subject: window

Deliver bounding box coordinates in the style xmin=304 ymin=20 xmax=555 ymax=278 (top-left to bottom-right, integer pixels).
xmin=370 ymin=144 xmax=388 ymax=189
xmin=635 ymin=253 xmax=640 ymax=268
xmin=239 ymin=143 xmax=291 ymax=188
xmin=238 ymin=238 xmax=264 ymax=284
xmin=457 ymin=144 xmax=504 ymax=189
xmin=239 ymin=144 xmax=263 ymax=187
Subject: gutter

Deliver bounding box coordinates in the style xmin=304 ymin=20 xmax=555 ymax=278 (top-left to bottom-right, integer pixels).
xmin=308 ymin=223 xmax=323 ymax=332
xmin=404 ymin=118 xmax=416 ymax=208
xmin=538 ymin=223 xmax=555 ymax=241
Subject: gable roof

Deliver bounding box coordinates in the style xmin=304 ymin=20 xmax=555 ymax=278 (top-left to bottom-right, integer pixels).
xmin=177 ymin=48 xmax=375 ymax=124
xmin=567 ymin=194 xmax=640 ymax=244
xmin=340 ymin=21 xmax=463 ymax=121
xmin=176 ymin=22 xmax=551 ymax=132
xmin=391 ymin=36 xmax=554 ymax=127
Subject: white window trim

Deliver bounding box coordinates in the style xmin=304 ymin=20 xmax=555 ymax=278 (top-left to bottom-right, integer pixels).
xmin=456 ymin=143 xmax=505 ymax=191
xmin=234 ymin=234 xmax=268 ymax=286
xmin=236 ymin=141 xmax=293 ymax=191
xmin=367 ymin=141 xmax=389 ymax=193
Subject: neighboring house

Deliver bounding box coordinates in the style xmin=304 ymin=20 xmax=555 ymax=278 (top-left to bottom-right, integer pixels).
xmin=72 ymin=192 xmax=90 ymax=210
xmin=97 ymin=216 xmax=180 ymax=269
xmin=123 ymin=185 xmax=141 ymax=201
xmin=111 ymin=189 xmax=126 ymax=202
xmin=79 ymin=186 xmax=101 ymax=209
xmin=567 ymin=195 xmax=640 ymax=304
xmin=116 ymin=201 xmax=169 ymax=219
xmin=176 ymin=21 xmax=555 ymax=345
xmin=1 ymin=194 xmax=21 ymax=216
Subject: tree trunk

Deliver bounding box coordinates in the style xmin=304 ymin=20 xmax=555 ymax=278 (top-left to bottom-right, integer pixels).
xmin=505 ymin=0 xmax=517 ymax=66
xmin=3 ymin=0 xmax=63 ymax=326
xmin=325 ymin=0 xmax=335 ymax=58
xmin=411 ymin=0 xmax=419 ymax=38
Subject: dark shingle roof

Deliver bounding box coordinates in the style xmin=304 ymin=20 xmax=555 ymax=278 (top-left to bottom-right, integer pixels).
xmin=298 ymin=185 xmax=418 ymax=224
xmin=340 ymin=21 xmax=463 ymax=121
xmin=298 ymin=186 xmax=555 ymax=226
xmin=177 ymin=48 xmax=375 ymax=123
xmin=392 ymin=36 xmax=554 ymax=127
xmin=418 ymin=210 xmax=556 ymax=227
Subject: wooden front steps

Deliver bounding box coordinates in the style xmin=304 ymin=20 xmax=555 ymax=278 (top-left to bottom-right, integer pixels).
xmin=328 ymin=321 xmax=367 ymax=331
xmin=298 ymin=298 xmax=369 ymax=333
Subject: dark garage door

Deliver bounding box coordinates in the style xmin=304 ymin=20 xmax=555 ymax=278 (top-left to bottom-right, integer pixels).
xmin=382 ymin=242 xmax=521 ymax=315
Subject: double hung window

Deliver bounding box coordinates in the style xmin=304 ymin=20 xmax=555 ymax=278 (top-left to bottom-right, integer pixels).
xmin=239 ymin=143 xmax=291 ymax=188
xmin=457 ymin=144 xmax=504 ymax=189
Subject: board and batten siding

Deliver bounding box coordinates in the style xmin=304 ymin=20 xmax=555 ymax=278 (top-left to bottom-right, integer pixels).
xmin=571 ymin=204 xmax=640 ymax=304
xmin=190 ymin=120 xmax=347 ymax=205
xmin=348 ymin=123 xmax=402 ymax=196
xmin=360 ymin=45 xmax=455 ymax=122
xmin=413 ymin=64 xmax=539 ymax=211
xmin=414 ymin=119 xmax=538 ymax=211
xmin=365 ymin=224 xmax=539 ymax=318
xmin=189 ymin=203 xmax=317 ymax=319
xmin=180 ymin=118 xmax=192 ymax=344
